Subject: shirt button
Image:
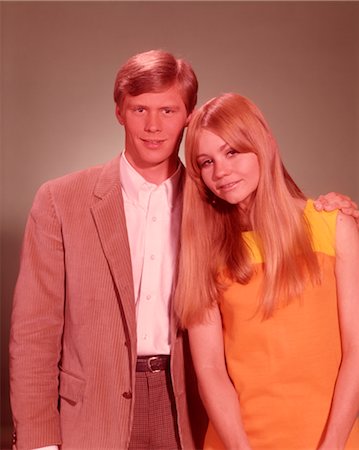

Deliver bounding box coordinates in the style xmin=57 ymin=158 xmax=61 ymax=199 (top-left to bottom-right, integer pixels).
xmin=143 ymin=334 xmax=148 ymax=340
xmin=152 ymin=216 xmax=157 ymax=222
xmin=150 ymin=254 xmax=155 ymax=260
xmin=146 ymin=295 xmax=151 ymax=300
xmin=122 ymin=391 xmax=132 ymax=399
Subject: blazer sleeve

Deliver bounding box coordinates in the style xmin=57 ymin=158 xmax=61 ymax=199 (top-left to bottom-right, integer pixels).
xmin=9 ymin=182 xmax=65 ymax=449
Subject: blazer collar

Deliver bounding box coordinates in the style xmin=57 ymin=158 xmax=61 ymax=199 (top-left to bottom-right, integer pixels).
xmin=91 ymin=154 xmax=137 ymax=363
xmin=93 ymin=154 xmax=122 ymax=200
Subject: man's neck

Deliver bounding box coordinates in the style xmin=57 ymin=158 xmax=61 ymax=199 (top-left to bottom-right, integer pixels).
xmin=125 ymin=155 xmax=180 ymax=185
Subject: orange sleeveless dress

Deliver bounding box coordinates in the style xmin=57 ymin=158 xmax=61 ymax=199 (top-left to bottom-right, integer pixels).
xmin=204 ymin=200 xmax=359 ymax=449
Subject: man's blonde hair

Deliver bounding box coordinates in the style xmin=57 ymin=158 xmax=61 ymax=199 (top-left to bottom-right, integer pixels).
xmin=113 ymin=49 xmax=198 ymax=114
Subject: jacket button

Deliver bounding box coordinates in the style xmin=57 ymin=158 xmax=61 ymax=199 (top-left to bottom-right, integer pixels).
xmin=122 ymin=391 xmax=132 ymax=399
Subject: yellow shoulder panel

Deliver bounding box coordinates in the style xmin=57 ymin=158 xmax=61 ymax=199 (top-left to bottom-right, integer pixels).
xmin=304 ymin=199 xmax=337 ymax=256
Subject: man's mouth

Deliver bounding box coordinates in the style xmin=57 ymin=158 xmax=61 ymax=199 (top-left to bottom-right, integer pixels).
xmin=141 ymin=138 xmax=165 ymax=149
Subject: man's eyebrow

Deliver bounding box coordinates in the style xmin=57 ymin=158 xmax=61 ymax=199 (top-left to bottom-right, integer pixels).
xmin=128 ymin=103 xmax=180 ymax=109
xmin=161 ymin=105 xmax=180 ymax=109
xmin=129 ymin=103 xmax=146 ymax=108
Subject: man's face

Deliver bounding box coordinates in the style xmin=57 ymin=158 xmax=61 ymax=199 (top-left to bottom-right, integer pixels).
xmin=117 ymin=84 xmax=190 ymax=183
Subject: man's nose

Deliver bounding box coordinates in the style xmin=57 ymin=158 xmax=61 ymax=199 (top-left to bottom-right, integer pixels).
xmin=145 ymin=112 xmax=161 ymax=132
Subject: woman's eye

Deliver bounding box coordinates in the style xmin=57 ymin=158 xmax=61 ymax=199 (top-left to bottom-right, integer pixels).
xmin=227 ymin=148 xmax=238 ymax=157
xmin=199 ymin=159 xmax=212 ymax=168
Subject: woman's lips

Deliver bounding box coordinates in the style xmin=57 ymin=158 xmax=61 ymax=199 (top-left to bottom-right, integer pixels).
xmin=218 ymin=180 xmax=241 ymax=192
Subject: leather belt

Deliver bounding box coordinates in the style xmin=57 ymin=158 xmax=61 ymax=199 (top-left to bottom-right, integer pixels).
xmin=136 ymin=355 xmax=170 ymax=373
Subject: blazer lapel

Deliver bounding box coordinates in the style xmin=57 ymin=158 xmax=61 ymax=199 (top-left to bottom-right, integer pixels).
xmin=90 ymin=155 xmax=136 ymax=345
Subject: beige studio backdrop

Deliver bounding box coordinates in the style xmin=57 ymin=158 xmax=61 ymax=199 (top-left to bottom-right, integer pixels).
xmin=1 ymin=1 xmax=358 ymax=447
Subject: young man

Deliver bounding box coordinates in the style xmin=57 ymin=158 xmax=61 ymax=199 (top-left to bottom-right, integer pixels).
xmin=9 ymin=50 xmax=358 ymax=450
xmin=10 ymin=50 xmax=204 ymax=450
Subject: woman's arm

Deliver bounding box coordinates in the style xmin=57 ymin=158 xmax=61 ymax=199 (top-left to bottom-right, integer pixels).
xmin=188 ymin=303 xmax=252 ymax=450
xmin=318 ymin=212 xmax=359 ymax=449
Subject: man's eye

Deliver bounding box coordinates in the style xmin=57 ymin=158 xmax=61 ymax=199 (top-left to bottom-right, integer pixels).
xmin=162 ymin=108 xmax=174 ymax=115
xmin=133 ymin=107 xmax=145 ymax=113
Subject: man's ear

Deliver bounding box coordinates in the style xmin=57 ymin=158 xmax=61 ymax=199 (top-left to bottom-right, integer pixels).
xmin=115 ymin=104 xmax=125 ymax=125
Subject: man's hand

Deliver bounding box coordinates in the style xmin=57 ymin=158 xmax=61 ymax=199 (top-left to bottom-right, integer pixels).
xmin=314 ymin=192 xmax=359 ymax=226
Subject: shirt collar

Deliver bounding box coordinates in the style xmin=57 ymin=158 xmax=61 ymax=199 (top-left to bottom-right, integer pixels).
xmin=119 ymin=151 xmax=183 ymax=208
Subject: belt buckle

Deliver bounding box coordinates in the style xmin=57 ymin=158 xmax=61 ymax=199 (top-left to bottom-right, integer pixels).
xmin=147 ymin=356 xmax=161 ymax=373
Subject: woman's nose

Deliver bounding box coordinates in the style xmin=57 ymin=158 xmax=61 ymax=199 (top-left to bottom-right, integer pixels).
xmin=213 ymin=161 xmax=230 ymax=180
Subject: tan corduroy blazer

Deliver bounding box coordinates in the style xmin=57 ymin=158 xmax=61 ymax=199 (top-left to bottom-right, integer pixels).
xmin=9 ymin=155 xmax=206 ymax=450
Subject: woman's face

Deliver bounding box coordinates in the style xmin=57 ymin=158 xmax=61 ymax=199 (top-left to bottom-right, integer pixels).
xmin=196 ymin=129 xmax=260 ymax=208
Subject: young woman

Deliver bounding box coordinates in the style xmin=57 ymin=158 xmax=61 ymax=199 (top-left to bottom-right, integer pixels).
xmin=175 ymin=93 xmax=359 ymax=449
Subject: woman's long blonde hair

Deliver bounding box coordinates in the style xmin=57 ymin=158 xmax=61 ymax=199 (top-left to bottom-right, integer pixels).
xmin=175 ymin=93 xmax=320 ymax=327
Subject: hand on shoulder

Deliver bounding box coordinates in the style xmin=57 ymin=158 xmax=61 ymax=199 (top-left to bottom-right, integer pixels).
xmin=314 ymin=192 xmax=359 ymax=227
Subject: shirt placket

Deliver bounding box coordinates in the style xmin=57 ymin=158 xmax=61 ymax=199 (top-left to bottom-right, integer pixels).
xmin=136 ymin=186 xmax=166 ymax=351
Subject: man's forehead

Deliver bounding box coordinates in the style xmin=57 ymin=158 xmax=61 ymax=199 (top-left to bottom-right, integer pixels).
xmin=125 ymin=85 xmax=186 ymax=106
